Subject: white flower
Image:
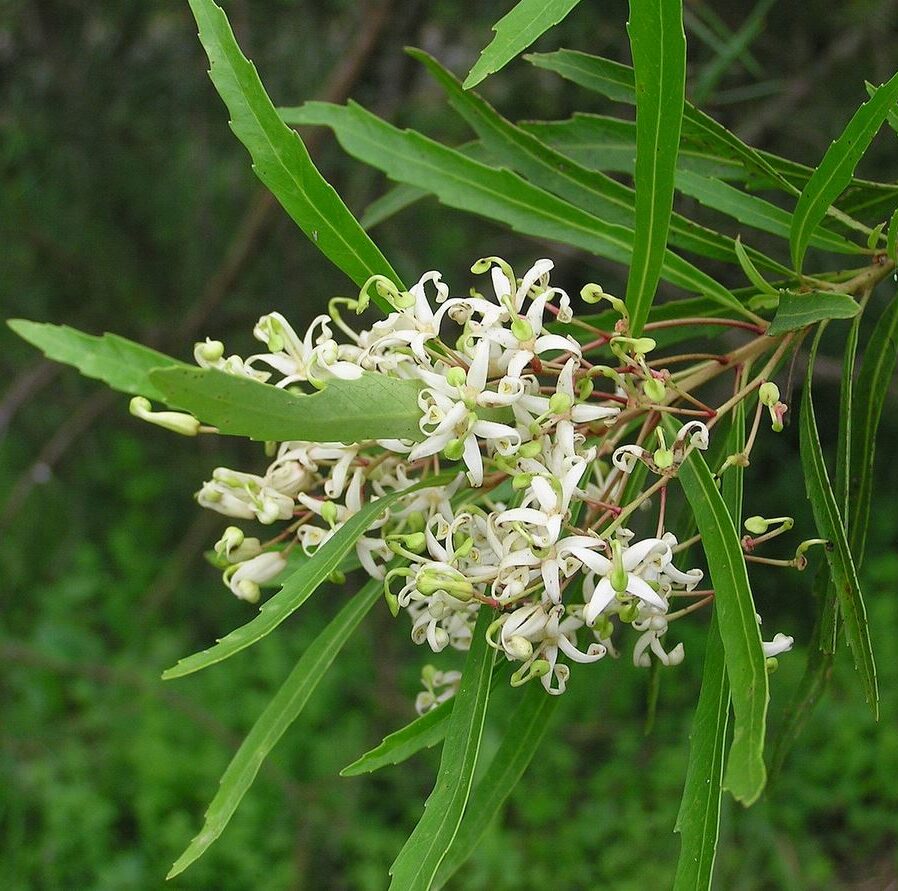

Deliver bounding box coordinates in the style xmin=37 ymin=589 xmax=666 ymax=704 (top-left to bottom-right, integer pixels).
xmin=762 ymin=632 xmax=794 ymax=658
xmin=410 ymin=339 xmax=520 ymax=485
xmin=582 ymin=537 xmax=671 ymax=625
xmin=223 ymin=551 xmax=287 ymax=603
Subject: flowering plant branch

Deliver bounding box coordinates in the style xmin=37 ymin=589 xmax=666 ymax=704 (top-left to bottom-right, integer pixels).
xmin=9 ymin=0 xmax=898 ymax=886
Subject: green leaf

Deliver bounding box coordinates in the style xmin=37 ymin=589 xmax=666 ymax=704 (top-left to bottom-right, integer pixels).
xmin=162 ymin=473 xmax=455 ymax=679
xmin=187 ymin=0 xmax=400 ymax=302
xmin=674 ymin=170 xmax=861 ymax=256
xmin=287 ymin=100 xmax=745 ymax=314
xmin=389 ymin=608 xmax=496 ymax=891
xmin=865 ymin=81 xmax=898 ymax=136
xmin=766 ymin=291 xmax=859 ymax=336
xmin=800 ymin=329 xmax=878 ymax=717
xmin=669 ymin=416 xmax=768 ymax=806
xmin=849 ymin=294 xmax=898 ymax=567
xmin=734 ymin=236 xmax=778 ymax=296
xmin=518 ymin=112 xmax=745 ymax=180
xmin=7 ymin=319 xmax=190 ymax=402
xmin=463 ymin=0 xmax=582 ymax=89
xmin=340 ymin=663 xmax=511 ymax=777
xmin=411 ymin=51 xmax=787 ymax=278
xmin=625 ymin=0 xmax=686 ymax=335
xmin=673 ymin=398 xmax=743 ymax=890
xmin=166 ymin=576 xmax=382 ymax=879
xmin=148 ymin=367 xmax=424 ymax=443
xmin=527 ymin=50 xmax=796 ymax=195
xmin=790 ymin=70 xmax=898 ymax=272
xmin=433 ymin=682 xmax=558 ymax=888
xmin=673 ymin=612 xmax=730 ymax=889
xmin=521 ymin=113 xmax=744 ymax=181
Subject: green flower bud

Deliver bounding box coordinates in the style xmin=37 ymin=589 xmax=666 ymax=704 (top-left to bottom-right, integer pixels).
xmin=513 ymin=472 xmax=534 ymax=490
xmin=593 ymin=615 xmax=614 ymax=639
xmin=643 ymin=377 xmax=666 ymax=402
xmin=446 ymin=366 xmax=466 ymax=388
xmin=320 ymin=501 xmax=339 ymax=527
xmin=519 ymin=440 xmax=542 ymax=459
xmin=195 ymin=339 xmax=224 ymax=362
xmin=578 ymin=378 xmax=594 ymax=400
xmin=549 ymin=391 xmax=573 ymax=414
xmin=404 ymin=532 xmax=427 ymax=553
xmin=443 ymin=438 xmax=465 ymax=461
xmin=406 ymin=511 xmax=426 ymax=533
xmin=129 ymin=397 xmax=200 ymax=437
xmin=653 ymin=448 xmax=674 ymax=470
xmin=744 ymin=516 xmax=769 ymax=535
xmin=511 ymin=318 xmax=534 ymax=342
xmin=328 ymin=569 xmax=346 ymax=585
xmin=765 ymin=656 xmax=779 ymax=673
xmin=759 ymin=381 xmax=780 ymax=406
xmin=619 ymin=602 xmax=640 ymax=623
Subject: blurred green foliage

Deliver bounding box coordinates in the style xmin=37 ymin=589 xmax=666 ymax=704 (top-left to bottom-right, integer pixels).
xmin=2 ymin=1 xmax=897 ymax=888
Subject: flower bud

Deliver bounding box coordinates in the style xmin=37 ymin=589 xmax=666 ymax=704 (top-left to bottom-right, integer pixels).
xmin=643 ymin=377 xmax=666 ymax=402
xmin=510 ymin=318 xmax=534 ymax=342
xmin=505 ymin=635 xmax=534 ymax=660
xmin=446 ymin=366 xmax=466 ymax=388
xmin=443 ymin=438 xmax=465 ymax=461
xmin=759 ymin=381 xmax=780 ymax=406
xmin=549 ymin=391 xmax=572 ymax=414
xmin=195 ymin=338 xmax=224 ymax=363
xmin=744 ymin=516 xmax=769 ymax=535
xmin=129 ymin=397 xmax=201 ymax=437
xmin=320 ymin=501 xmax=339 ymax=527
xmin=518 ymin=440 xmax=542 ymax=459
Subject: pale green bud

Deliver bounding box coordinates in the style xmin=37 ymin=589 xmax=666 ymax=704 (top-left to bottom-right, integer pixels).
xmin=744 ymin=516 xmax=769 ymax=535
xmin=549 ymin=391 xmax=573 ymax=414
xmin=129 ymin=397 xmax=200 ymax=437
xmin=511 ymin=318 xmax=534 ymax=342
xmin=320 ymin=501 xmax=339 ymax=527
xmin=578 ymin=378 xmax=594 ymax=400
xmin=653 ymin=448 xmax=674 ymax=470
xmin=446 ymin=366 xmax=466 ymax=388
xmin=443 ymin=438 xmax=465 ymax=461
xmin=759 ymin=381 xmax=780 ymax=406
xmin=643 ymin=377 xmax=666 ymax=402
xmin=195 ymin=339 xmax=224 ymax=363
xmin=518 ymin=440 xmax=542 ymax=459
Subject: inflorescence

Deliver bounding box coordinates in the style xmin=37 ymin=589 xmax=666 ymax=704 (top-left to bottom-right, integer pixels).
xmin=132 ymin=258 xmax=799 ymax=705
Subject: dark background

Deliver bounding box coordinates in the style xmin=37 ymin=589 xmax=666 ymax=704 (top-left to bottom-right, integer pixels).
xmin=2 ymin=1 xmax=897 ymax=888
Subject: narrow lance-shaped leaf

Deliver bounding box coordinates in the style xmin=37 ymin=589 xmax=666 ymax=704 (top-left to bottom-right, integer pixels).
xmin=7 ymin=320 xmax=190 ymax=402
xmin=166 ymin=576 xmax=383 ymax=879
xmin=521 ymin=113 xmax=745 ymax=180
xmin=433 ymin=682 xmax=559 ymax=889
xmin=800 ymin=328 xmax=878 ymax=717
xmin=526 ymin=50 xmax=796 ymax=195
xmin=766 ymin=291 xmax=859 ymax=336
xmin=187 ymin=0 xmax=401 ymax=304
xmin=149 ymin=367 xmax=425 ymax=443
xmin=389 ymin=608 xmax=497 ymax=891
xmin=673 ymin=170 xmax=861 ymax=256
xmin=283 ymin=100 xmax=746 ymax=315
xmin=162 ymin=472 xmax=457 ymax=680
xmin=849 ymin=294 xmax=898 ymax=567
xmin=673 ymin=399 xmax=742 ymax=890
xmin=666 ymin=416 xmax=768 ymax=805
xmin=463 ymin=0 xmax=582 ymax=89
xmin=790 ymin=70 xmax=898 ymax=273
xmin=411 ymin=51 xmax=789 ymax=278
xmin=625 ymin=0 xmax=686 ymax=335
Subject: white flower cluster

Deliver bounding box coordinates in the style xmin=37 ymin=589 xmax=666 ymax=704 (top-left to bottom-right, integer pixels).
xmin=190 ymin=258 xmax=791 ymax=700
